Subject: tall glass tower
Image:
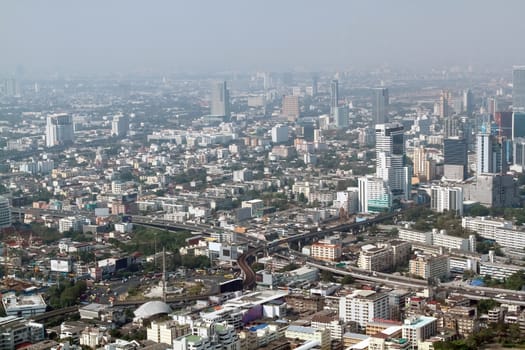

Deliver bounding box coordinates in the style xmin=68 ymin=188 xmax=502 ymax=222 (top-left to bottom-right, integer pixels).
xmin=513 ymin=66 xmax=525 ymax=112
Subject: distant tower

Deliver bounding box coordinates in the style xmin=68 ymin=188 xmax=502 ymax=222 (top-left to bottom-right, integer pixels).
xmin=330 ymin=80 xmax=339 ymax=109
xmin=463 ymin=89 xmax=474 ymax=116
xmin=513 ymin=66 xmax=525 ymax=112
xmin=282 ymin=95 xmax=300 ymax=121
xmin=210 ymin=81 xmax=230 ymax=118
xmin=111 ymin=114 xmax=129 ymax=137
xmin=312 ymin=75 xmax=318 ymax=96
xmin=439 ymin=90 xmax=451 ymax=118
xmin=373 ymin=88 xmax=389 ymax=124
xmin=45 ymin=113 xmax=74 ymax=147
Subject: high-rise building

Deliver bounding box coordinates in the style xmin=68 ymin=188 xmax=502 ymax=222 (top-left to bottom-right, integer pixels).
xmin=439 ymin=90 xmax=451 ymax=118
xmin=111 ymin=114 xmax=129 ymax=137
xmin=339 ymin=290 xmax=390 ymax=331
xmin=476 ymin=133 xmax=507 ymax=174
xmin=271 ymin=124 xmax=289 ymax=143
xmin=513 ymin=137 xmax=525 ymax=168
xmin=512 ymin=112 xmax=525 ymax=139
xmin=333 ymin=106 xmax=349 ymax=128
xmin=443 ymin=137 xmax=468 ymax=180
xmin=494 ymin=112 xmax=513 ymax=138
xmin=430 ymin=185 xmax=463 ymax=216
xmin=412 ymin=146 xmax=428 ymax=180
xmin=2 ymin=79 xmax=20 ymax=97
xmin=358 ymin=176 xmax=392 ymax=214
xmin=463 ymin=89 xmax=474 ymax=116
xmin=372 ymin=88 xmax=389 ymax=124
xmin=359 ymin=123 xmax=411 ymax=213
xmin=210 ymin=81 xmax=230 ymax=117
xmin=512 ymin=66 xmax=525 ymax=112
xmin=45 ymin=113 xmax=74 ymax=147
xmin=282 ymin=95 xmax=300 ymax=121
xmin=0 ymin=196 xmax=11 ymax=228
xmin=312 ymin=75 xmax=318 ymax=96
xmin=330 ymin=80 xmax=339 ymax=109
xmin=375 ymin=123 xmax=411 ymax=200
xmin=443 ymin=116 xmax=461 ymax=138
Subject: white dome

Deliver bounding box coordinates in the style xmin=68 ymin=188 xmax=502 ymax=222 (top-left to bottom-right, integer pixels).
xmin=134 ymin=301 xmax=172 ymax=319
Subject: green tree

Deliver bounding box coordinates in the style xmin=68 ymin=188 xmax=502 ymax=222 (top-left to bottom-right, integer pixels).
xmin=468 ymin=204 xmax=490 ymax=217
xmin=341 ymin=275 xmax=354 ymax=285
xmin=504 ymin=270 xmax=525 ymax=290
xmin=477 ymin=299 xmax=499 ymax=314
xmin=321 ymin=270 xmax=335 ymax=282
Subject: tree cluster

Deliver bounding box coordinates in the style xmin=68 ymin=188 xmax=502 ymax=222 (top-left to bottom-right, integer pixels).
xmin=46 ymin=280 xmax=87 ymax=309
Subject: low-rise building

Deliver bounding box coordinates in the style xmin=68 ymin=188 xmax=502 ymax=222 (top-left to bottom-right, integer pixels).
xmin=0 ymin=316 xmax=45 ymax=350
xmin=358 ymin=244 xmax=393 ymax=272
xmin=147 ymin=320 xmax=191 ymax=345
xmin=2 ymin=293 xmax=47 ymax=317
xmin=401 ymin=316 xmax=437 ymax=350
xmin=409 ymin=255 xmax=449 ymax=281
xmin=284 ymin=325 xmax=330 ymax=350
xmin=311 ymin=236 xmax=342 ymax=262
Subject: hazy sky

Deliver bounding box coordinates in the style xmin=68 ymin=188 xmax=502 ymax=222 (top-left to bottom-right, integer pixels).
xmin=2 ymin=0 xmax=525 ymax=76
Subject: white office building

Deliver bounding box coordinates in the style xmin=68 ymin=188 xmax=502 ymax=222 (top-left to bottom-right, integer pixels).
xmin=358 ymin=176 xmax=392 ymax=213
xmin=111 ymin=114 xmax=129 ymax=137
xmin=430 ymin=185 xmax=463 ymax=216
xmin=339 ymin=290 xmax=389 ymax=330
xmin=59 ymin=216 xmax=89 ymax=233
xmin=271 ymin=124 xmax=289 ymax=143
xmin=45 ymin=113 xmax=74 ymax=147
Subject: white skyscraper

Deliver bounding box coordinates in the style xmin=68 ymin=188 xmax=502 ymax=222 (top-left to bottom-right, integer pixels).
xmin=45 ymin=113 xmax=74 ymax=147
xmin=358 ymin=123 xmax=411 ymax=213
xmin=375 ymin=123 xmax=411 ymax=200
xmin=476 ymin=132 xmax=506 ymax=174
xmin=111 ymin=114 xmax=129 ymax=137
xmin=211 ymin=81 xmax=230 ymax=117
